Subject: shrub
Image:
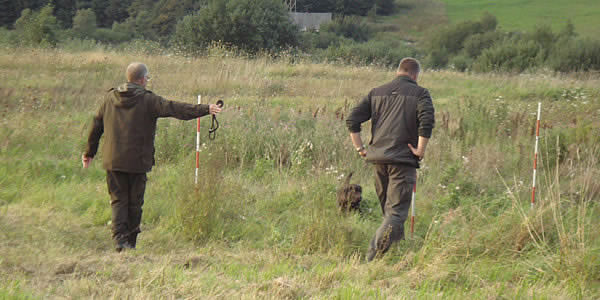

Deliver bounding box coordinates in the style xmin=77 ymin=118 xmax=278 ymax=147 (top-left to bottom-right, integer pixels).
xmin=321 ymin=39 xmax=418 ymax=67
xmin=462 ymin=31 xmax=503 ymax=59
xmin=529 ymin=25 xmax=556 ymax=51
xmin=298 ymin=31 xmax=345 ymax=50
xmin=72 ymin=9 xmax=96 ymax=38
xmin=473 ymin=39 xmax=544 ymax=73
xmin=375 ymin=0 xmax=396 ymax=15
xmin=449 ymin=54 xmax=472 ymax=72
xmin=424 ymin=47 xmax=449 ymax=69
xmin=14 ymin=4 xmax=60 ymax=47
xmin=549 ymin=37 xmax=600 ymax=72
xmin=426 ymin=12 xmax=497 ymax=56
xmin=93 ymin=28 xmax=131 ymax=44
xmin=321 ymin=16 xmax=372 ymax=42
xmin=0 ymin=27 xmax=18 ymax=47
xmin=172 ymin=0 xmax=298 ymax=54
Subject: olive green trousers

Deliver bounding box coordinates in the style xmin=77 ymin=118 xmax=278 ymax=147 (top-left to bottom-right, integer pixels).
xmin=106 ymin=170 xmax=146 ymax=248
xmin=367 ymin=164 xmax=416 ymax=261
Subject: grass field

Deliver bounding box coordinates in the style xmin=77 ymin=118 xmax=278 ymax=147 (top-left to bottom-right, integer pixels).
xmin=441 ymin=0 xmax=600 ymax=37
xmin=1 ymin=47 xmax=599 ymax=298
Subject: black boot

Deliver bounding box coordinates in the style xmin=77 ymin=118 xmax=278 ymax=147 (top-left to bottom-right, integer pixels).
xmin=127 ymin=232 xmax=138 ymax=249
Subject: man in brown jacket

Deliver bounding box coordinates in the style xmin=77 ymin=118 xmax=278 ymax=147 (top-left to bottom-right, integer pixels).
xmin=82 ymin=62 xmax=221 ymax=252
xmin=346 ymin=58 xmax=435 ymax=261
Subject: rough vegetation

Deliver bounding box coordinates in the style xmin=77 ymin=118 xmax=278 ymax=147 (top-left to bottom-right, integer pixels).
xmin=0 ymin=48 xmax=599 ymax=298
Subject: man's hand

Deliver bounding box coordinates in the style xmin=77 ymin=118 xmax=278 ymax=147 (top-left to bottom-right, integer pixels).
xmin=408 ymin=136 xmax=430 ymax=161
xmin=350 ymin=132 xmax=367 ymax=158
xmin=82 ymin=154 xmax=93 ymax=168
xmin=358 ymin=148 xmax=367 ymax=158
xmin=408 ymin=144 xmax=424 ymax=160
xmin=209 ymin=104 xmax=222 ymax=115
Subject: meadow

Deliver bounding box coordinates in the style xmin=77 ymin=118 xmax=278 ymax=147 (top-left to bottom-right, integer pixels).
xmin=440 ymin=0 xmax=600 ymax=38
xmin=0 ymin=47 xmax=599 ymax=299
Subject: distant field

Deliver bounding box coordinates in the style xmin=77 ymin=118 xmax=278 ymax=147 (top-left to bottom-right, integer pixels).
xmin=441 ymin=0 xmax=600 ymax=37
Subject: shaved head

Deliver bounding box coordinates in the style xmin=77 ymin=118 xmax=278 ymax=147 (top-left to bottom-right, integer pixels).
xmin=126 ymin=62 xmax=148 ymax=82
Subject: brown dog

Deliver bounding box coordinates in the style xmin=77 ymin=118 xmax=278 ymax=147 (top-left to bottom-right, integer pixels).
xmin=337 ymin=172 xmax=362 ymax=213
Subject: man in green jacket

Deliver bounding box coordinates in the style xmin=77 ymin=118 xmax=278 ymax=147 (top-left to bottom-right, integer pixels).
xmin=82 ymin=62 xmax=221 ymax=252
xmin=346 ymin=57 xmax=435 ymax=261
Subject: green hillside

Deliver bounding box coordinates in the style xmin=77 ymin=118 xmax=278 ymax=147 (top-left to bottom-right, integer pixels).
xmin=441 ymin=0 xmax=600 ymax=37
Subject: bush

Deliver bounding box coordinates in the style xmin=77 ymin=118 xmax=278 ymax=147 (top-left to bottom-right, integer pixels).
xmin=72 ymin=9 xmax=96 ymax=38
xmin=14 ymin=4 xmax=60 ymax=47
xmin=427 ymin=12 xmax=497 ymax=56
xmin=93 ymin=28 xmax=132 ymax=44
xmin=449 ymin=54 xmax=472 ymax=72
xmin=321 ymin=16 xmax=372 ymax=42
xmin=375 ymin=0 xmax=396 ymax=15
xmin=172 ymin=0 xmax=298 ymax=54
xmin=0 ymin=27 xmax=18 ymax=47
xmin=473 ymin=39 xmax=544 ymax=73
xmin=529 ymin=25 xmax=556 ymax=52
xmin=424 ymin=47 xmax=449 ymax=69
xmin=321 ymin=39 xmax=418 ymax=67
xmin=549 ymin=37 xmax=600 ymax=72
xmin=299 ymin=31 xmax=346 ymax=50
xmin=462 ymin=31 xmax=503 ymax=59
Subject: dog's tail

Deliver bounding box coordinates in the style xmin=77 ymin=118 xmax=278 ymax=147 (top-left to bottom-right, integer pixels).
xmin=344 ymin=172 xmax=353 ymax=186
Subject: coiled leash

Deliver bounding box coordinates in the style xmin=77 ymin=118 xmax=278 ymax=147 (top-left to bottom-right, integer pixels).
xmin=208 ymin=100 xmax=224 ymax=140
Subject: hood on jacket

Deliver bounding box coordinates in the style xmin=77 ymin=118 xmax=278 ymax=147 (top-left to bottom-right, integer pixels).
xmin=111 ymin=82 xmax=146 ymax=108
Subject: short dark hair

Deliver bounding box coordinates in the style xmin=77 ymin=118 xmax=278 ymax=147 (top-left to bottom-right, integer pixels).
xmin=397 ymin=57 xmax=421 ymax=75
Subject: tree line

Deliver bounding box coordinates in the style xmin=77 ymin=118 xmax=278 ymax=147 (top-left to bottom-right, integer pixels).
xmin=0 ymin=0 xmax=394 ymax=40
xmin=2 ymin=0 xmax=599 ymax=73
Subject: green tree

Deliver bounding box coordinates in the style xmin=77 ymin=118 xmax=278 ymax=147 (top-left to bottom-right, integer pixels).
xmin=14 ymin=4 xmax=60 ymax=46
xmin=72 ymin=8 xmax=97 ymax=37
xmin=173 ymin=0 xmax=298 ymax=53
xmin=150 ymin=0 xmax=202 ymax=37
xmin=104 ymin=0 xmax=132 ymax=26
xmin=53 ymin=0 xmax=77 ymax=28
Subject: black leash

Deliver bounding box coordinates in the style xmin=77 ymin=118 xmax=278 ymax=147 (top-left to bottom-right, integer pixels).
xmin=208 ymin=114 xmax=219 ymax=140
xmin=208 ymin=99 xmax=224 ymax=140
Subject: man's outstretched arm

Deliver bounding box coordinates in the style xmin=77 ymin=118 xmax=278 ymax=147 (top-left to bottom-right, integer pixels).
xmin=152 ymin=95 xmax=221 ymax=120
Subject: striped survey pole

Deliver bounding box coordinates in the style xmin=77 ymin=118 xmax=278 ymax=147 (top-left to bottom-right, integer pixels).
xmin=195 ymin=95 xmax=201 ymax=185
xmin=410 ymin=178 xmax=416 ymax=238
xmin=531 ymin=102 xmax=541 ymax=208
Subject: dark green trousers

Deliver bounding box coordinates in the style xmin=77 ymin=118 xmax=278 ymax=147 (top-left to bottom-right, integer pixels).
xmin=367 ymin=164 xmax=416 ymax=261
xmin=106 ymin=170 xmax=147 ymax=248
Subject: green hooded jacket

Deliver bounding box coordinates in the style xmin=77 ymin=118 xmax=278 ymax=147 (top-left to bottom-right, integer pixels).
xmin=84 ymin=83 xmax=210 ymax=173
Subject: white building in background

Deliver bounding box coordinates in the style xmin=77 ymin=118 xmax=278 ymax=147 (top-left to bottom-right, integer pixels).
xmin=289 ymin=12 xmax=332 ymax=31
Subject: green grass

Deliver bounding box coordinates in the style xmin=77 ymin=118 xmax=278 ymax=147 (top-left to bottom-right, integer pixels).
xmin=441 ymin=0 xmax=600 ymax=37
xmin=0 ymin=48 xmax=599 ymax=298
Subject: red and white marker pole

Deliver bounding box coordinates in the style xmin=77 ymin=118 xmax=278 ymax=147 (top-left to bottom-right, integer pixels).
xmin=531 ymin=102 xmax=541 ymax=208
xmin=410 ymin=179 xmax=416 ymax=239
xmin=195 ymin=95 xmax=201 ymax=185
